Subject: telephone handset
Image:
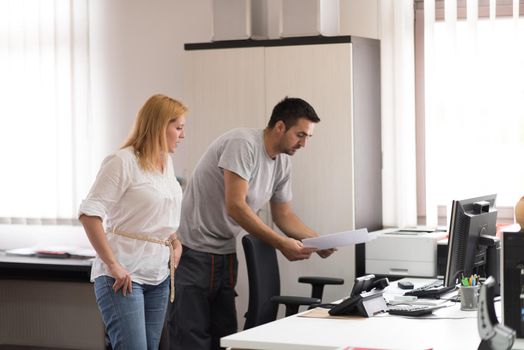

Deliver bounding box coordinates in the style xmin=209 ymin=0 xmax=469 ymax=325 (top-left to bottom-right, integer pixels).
xmin=349 ymin=274 xmax=375 ymax=297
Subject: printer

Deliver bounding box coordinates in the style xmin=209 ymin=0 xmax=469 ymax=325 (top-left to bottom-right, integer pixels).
xmin=365 ymin=228 xmax=448 ymax=278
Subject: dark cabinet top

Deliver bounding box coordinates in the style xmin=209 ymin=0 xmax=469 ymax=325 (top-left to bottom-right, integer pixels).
xmin=185 ymin=35 xmax=352 ymax=50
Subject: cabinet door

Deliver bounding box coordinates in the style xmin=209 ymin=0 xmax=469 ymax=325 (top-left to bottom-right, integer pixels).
xmin=179 ymin=47 xmax=266 ymax=178
xmin=265 ymin=43 xmax=355 ymax=304
xmin=180 ymin=47 xmax=267 ymax=329
xmin=265 ymin=43 xmax=354 ymax=235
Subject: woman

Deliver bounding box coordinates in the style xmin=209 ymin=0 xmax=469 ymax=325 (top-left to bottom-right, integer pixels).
xmin=79 ymin=94 xmax=187 ymax=349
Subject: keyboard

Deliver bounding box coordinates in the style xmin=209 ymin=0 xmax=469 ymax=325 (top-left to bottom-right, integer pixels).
xmin=403 ymin=280 xmax=456 ymax=299
xmin=387 ymin=304 xmax=446 ymax=317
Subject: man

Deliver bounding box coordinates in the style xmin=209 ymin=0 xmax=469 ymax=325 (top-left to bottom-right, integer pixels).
xmin=168 ymin=97 xmax=335 ymax=349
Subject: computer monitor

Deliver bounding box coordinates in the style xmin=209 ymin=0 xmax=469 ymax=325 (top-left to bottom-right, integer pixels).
xmin=444 ymin=194 xmax=498 ymax=287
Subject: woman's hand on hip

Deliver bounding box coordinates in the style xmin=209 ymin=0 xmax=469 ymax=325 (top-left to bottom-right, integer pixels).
xmin=108 ymin=262 xmax=132 ymax=296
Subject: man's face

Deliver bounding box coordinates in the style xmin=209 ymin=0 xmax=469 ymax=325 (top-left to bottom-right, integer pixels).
xmin=278 ymin=118 xmax=316 ymax=156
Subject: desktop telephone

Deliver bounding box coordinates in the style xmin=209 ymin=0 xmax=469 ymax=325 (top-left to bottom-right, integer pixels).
xmin=329 ymin=293 xmax=363 ymax=316
xmin=329 ymin=274 xmax=388 ymax=317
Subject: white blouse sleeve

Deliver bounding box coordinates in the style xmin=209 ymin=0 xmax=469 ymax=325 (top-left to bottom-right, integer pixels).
xmin=78 ymin=153 xmax=132 ymax=220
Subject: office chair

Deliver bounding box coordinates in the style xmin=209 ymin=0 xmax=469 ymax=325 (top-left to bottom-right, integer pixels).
xmin=242 ymin=234 xmax=344 ymax=329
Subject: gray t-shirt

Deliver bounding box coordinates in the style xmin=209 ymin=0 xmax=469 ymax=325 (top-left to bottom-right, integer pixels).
xmin=178 ymin=128 xmax=292 ymax=254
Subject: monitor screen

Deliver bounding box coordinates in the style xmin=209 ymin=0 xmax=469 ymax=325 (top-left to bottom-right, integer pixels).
xmin=444 ymin=194 xmax=498 ymax=287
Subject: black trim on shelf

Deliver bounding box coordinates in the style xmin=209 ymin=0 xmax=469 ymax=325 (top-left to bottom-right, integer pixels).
xmin=185 ymin=35 xmax=352 ymax=50
xmin=0 ymin=254 xmax=92 ymax=282
xmin=0 ymin=266 xmax=91 ymax=282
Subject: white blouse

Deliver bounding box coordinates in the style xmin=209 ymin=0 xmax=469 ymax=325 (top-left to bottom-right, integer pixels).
xmin=78 ymin=147 xmax=182 ymax=285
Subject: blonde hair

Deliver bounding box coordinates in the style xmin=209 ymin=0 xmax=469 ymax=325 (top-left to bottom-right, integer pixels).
xmin=122 ymin=94 xmax=188 ymax=172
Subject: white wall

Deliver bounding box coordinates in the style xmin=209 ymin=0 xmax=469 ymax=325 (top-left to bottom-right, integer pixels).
xmin=88 ymin=0 xmax=213 ymax=168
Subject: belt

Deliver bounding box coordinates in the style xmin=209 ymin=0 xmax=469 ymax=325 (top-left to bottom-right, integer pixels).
xmin=109 ymin=229 xmax=177 ymax=303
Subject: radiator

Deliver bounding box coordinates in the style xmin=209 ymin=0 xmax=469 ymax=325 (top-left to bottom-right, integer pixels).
xmin=0 ymin=280 xmax=105 ymax=349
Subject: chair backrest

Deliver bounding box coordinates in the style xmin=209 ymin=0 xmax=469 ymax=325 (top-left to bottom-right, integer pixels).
xmin=242 ymin=234 xmax=281 ymax=329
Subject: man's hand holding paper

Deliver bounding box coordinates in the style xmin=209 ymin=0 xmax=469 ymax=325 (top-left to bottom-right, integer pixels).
xmin=302 ymin=228 xmax=376 ymax=250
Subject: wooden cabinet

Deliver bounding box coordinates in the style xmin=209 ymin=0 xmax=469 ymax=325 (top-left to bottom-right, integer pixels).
xmin=177 ymin=46 xmax=266 ymax=179
xmin=181 ymin=36 xmax=382 ymax=325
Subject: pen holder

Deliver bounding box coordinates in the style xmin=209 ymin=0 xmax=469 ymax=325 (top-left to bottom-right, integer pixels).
xmin=460 ymin=285 xmax=480 ymax=311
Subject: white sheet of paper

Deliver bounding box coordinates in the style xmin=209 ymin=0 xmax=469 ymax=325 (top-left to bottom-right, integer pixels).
xmin=5 ymin=247 xmax=36 ymax=256
xmin=302 ymin=228 xmax=376 ymax=250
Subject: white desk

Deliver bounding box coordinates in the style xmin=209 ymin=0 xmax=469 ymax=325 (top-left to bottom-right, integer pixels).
xmin=221 ymin=279 xmax=481 ymax=350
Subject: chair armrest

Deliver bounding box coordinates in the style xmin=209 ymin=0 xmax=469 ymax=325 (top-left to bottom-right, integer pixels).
xmin=298 ymin=276 xmax=345 ymax=300
xmin=270 ymin=295 xmax=321 ymax=317
xmin=298 ymin=276 xmax=344 ymax=285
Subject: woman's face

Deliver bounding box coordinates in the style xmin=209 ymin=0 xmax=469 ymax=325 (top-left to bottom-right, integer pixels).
xmin=166 ymin=115 xmax=186 ymax=153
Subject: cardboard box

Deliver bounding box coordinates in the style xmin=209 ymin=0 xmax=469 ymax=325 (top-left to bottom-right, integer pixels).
xmin=212 ymin=0 xmax=251 ymax=41
xmin=281 ymin=0 xmax=340 ymax=37
xmin=251 ymin=0 xmax=282 ymax=39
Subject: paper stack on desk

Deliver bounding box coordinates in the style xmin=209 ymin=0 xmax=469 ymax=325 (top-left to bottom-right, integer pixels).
xmin=5 ymin=246 xmax=96 ymax=259
xmin=302 ymin=228 xmax=376 ymax=250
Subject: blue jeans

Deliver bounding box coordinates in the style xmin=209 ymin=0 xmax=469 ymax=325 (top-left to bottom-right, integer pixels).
xmin=94 ymin=275 xmax=169 ymax=350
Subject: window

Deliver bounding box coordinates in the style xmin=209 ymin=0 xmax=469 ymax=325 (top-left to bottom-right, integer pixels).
xmin=416 ymin=0 xmax=524 ymax=224
xmin=0 ymin=0 xmax=90 ymax=224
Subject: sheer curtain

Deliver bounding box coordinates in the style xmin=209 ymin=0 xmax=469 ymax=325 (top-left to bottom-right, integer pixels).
xmin=380 ymin=0 xmax=418 ymax=227
xmin=0 ymin=0 xmax=90 ymax=224
xmin=424 ymin=0 xmax=524 ymax=225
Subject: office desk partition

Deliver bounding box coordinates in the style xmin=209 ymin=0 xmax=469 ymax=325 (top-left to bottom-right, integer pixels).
xmin=0 ymin=252 xmax=105 ymax=349
xmin=221 ymin=280 xmax=481 ymax=350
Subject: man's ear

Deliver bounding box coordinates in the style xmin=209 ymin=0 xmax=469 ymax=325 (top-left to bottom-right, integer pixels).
xmin=275 ymin=120 xmax=286 ymax=134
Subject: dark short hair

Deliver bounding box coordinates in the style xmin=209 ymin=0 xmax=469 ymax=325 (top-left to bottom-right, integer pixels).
xmin=267 ymin=97 xmax=320 ymax=129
